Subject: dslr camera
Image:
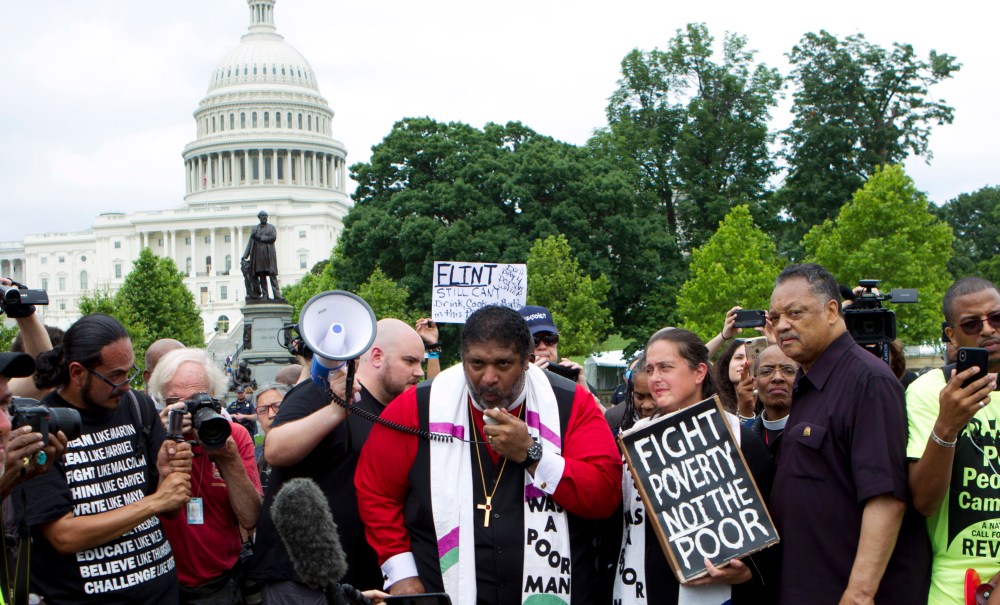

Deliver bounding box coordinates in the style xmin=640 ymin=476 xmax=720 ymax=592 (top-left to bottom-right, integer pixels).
xmin=844 ymin=279 xmax=917 ymax=364
xmin=0 ymin=281 xmax=48 ymax=318
xmin=180 ymin=393 xmax=231 ymax=449
xmin=10 ymin=397 xmax=83 ymax=442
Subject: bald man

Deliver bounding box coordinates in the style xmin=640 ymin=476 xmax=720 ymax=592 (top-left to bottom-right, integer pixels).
xmin=355 ymin=318 xmax=426 ymax=406
xmin=143 ymin=338 xmax=184 ymax=388
xmin=248 ymin=318 xmax=425 ymax=601
xmin=274 ymin=363 xmax=303 ymax=387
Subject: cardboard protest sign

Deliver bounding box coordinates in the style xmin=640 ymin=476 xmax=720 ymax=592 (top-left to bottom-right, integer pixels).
xmin=431 ymin=261 xmax=527 ymax=323
xmin=618 ymin=397 xmax=779 ymax=582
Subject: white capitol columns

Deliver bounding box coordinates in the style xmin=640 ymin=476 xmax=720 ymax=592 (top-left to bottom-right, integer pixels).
xmin=185 ymin=148 xmax=345 ymax=194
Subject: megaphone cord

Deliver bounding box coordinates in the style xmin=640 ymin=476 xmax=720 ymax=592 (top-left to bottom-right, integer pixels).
xmin=328 ymin=391 xmax=492 ymax=445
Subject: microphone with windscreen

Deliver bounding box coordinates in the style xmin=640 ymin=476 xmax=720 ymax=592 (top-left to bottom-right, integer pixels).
xmin=272 ymin=478 xmax=373 ymax=605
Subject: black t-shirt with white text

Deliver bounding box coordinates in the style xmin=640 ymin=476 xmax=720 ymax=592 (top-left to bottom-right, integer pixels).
xmin=16 ymin=390 xmax=178 ymax=605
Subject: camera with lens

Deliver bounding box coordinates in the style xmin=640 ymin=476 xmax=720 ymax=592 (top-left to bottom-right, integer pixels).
xmin=0 ymin=282 xmax=49 ymax=318
xmin=182 ymin=393 xmax=231 ymax=449
xmin=844 ymin=279 xmax=918 ymax=364
xmin=278 ymin=323 xmax=311 ymax=358
xmin=10 ymin=397 xmax=83 ymax=442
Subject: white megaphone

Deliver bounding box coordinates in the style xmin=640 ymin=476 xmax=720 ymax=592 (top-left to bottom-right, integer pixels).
xmin=298 ymin=291 xmax=377 ymax=390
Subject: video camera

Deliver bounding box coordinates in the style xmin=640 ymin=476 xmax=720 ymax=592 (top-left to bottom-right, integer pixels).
xmin=844 ymin=279 xmax=918 ymax=364
xmin=10 ymin=397 xmax=82 ymax=442
xmin=0 ymin=281 xmax=48 ymax=318
xmin=174 ymin=393 xmax=231 ymax=449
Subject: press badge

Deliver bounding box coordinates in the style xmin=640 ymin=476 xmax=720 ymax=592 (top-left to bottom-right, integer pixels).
xmin=187 ymin=498 xmax=205 ymax=525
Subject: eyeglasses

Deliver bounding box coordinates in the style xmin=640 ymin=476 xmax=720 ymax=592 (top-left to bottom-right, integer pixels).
xmin=755 ymin=365 xmax=798 ymax=379
xmin=87 ymin=363 xmax=141 ymax=390
xmin=533 ymin=333 xmax=559 ymax=347
xmin=256 ymin=402 xmax=281 ymax=415
xmin=952 ymin=312 xmax=1000 ymax=336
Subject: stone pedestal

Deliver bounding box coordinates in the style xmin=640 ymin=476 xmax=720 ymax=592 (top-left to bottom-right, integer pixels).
xmin=238 ymin=301 xmax=295 ymax=387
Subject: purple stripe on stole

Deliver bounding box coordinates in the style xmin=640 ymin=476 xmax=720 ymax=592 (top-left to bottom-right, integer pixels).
xmin=525 ymin=411 xmax=561 ymax=449
xmin=428 ymin=423 xmax=465 ymax=439
xmin=437 ymin=526 xmax=460 ymax=558
xmin=524 ymin=484 xmax=545 ymax=501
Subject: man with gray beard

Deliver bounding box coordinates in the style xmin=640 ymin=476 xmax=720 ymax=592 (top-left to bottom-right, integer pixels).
xmin=355 ymin=305 xmax=621 ymax=604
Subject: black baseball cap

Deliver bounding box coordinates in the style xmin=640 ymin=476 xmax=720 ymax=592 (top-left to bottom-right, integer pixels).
xmin=0 ymin=352 xmax=34 ymax=378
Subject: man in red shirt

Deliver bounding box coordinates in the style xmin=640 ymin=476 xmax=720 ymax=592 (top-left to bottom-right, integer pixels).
xmin=356 ymin=305 xmax=621 ymax=604
xmin=150 ymin=348 xmax=262 ymax=605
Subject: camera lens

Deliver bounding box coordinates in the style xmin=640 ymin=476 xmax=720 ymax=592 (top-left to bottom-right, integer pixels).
xmin=48 ymin=407 xmax=82 ymax=442
xmin=192 ymin=407 xmax=231 ymax=449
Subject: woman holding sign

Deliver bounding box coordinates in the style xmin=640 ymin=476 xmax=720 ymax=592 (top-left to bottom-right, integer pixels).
xmin=613 ymin=328 xmax=777 ymax=605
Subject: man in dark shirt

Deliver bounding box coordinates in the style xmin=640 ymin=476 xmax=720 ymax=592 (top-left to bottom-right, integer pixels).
xmin=227 ymin=386 xmax=257 ymax=438
xmin=248 ymin=318 xmax=426 ymax=604
xmin=768 ymin=263 xmax=928 ymax=605
xmin=18 ymin=314 xmax=192 ymax=605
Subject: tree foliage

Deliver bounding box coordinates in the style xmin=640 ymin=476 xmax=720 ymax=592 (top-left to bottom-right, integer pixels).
xmin=0 ymin=323 xmax=18 ymax=352
xmin=804 ymin=165 xmax=953 ymax=346
xmin=676 ymin=205 xmax=783 ymax=342
xmin=932 ymin=186 xmax=1000 ymax=281
xmin=332 ymin=117 xmax=683 ymax=348
xmin=357 ymin=267 xmax=415 ymax=325
xmin=773 ymin=31 xmax=960 ymax=253
xmin=599 ymin=23 xmax=782 ymax=251
xmin=526 ymin=235 xmax=613 ymax=356
xmin=283 ymin=262 xmax=336 ymax=323
xmin=80 ymin=249 xmax=204 ymax=368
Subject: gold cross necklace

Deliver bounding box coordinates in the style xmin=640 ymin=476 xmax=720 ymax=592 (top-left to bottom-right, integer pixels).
xmin=471 ymin=400 xmax=524 ymax=528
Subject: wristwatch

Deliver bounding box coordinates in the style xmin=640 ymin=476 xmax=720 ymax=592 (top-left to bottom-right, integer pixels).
xmin=522 ymin=441 xmax=543 ymax=468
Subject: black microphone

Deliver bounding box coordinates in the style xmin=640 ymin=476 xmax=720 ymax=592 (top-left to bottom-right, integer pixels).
xmin=272 ymin=478 xmax=372 ymax=605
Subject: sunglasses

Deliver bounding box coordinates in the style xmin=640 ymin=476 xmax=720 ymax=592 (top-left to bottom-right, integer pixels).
xmin=952 ymin=312 xmax=1000 ymax=336
xmin=533 ymin=333 xmax=559 ymax=347
xmin=87 ymin=363 xmax=141 ymax=390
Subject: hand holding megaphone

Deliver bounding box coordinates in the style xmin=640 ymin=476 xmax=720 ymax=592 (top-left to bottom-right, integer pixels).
xmin=326 ymin=361 xmax=361 ymax=407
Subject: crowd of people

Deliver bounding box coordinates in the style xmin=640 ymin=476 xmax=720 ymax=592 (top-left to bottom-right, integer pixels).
xmin=0 ymin=262 xmax=998 ymax=605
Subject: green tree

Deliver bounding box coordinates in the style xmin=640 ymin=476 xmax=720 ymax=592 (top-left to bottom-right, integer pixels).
xmin=774 ymin=31 xmax=960 ymax=254
xmin=804 ymin=165 xmax=953 ymax=346
xmin=357 ymin=267 xmax=414 ymax=324
xmin=599 ymin=23 xmax=782 ymax=251
xmin=78 ymin=286 xmax=118 ymax=316
xmin=526 ymin=235 xmax=613 ymax=356
xmin=78 ymin=287 xmax=149 ymax=360
xmin=676 ymin=205 xmax=783 ymax=342
xmin=0 ymin=324 xmax=18 ymax=352
xmin=283 ymin=261 xmax=336 ymax=322
xmin=80 ymin=249 xmax=204 ymax=368
xmin=333 ymin=117 xmax=683 ymax=348
xmin=932 ymin=186 xmax=1000 ymax=280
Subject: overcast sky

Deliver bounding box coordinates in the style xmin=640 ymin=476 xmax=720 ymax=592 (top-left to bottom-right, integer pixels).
xmin=2 ymin=0 xmax=996 ymax=241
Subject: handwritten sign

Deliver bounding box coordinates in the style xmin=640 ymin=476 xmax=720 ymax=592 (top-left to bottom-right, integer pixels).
xmin=431 ymin=261 xmax=527 ymax=323
xmin=618 ymin=397 xmax=779 ymax=582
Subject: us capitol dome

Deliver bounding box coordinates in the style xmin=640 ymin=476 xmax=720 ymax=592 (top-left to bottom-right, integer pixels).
xmin=0 ymin=0 xmax=352 ymax=351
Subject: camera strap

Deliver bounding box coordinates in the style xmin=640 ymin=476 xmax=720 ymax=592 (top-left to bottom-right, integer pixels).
xmin=127 ymin=390 xmax=154 ymax=490
xmin=0 ymin=481 xmax=31 ymax=605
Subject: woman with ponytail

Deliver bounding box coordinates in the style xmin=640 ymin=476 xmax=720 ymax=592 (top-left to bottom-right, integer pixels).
xmin=612 ymin=328 xmax=777 ymax=605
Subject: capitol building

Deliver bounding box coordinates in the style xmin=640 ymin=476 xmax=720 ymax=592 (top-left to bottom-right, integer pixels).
xmin=0 ymin=0 xmax=351 ymax=347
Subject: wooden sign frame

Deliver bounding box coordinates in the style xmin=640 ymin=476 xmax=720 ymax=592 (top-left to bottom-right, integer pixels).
xmin=618 ymin=396 xmax=779 ymax=582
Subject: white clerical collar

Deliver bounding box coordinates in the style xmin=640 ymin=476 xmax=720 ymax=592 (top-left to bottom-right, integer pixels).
xmin=762 ymin=412 xmax=788 ymax=431
xmin=469 ymin=385 xmax=527 ymax=413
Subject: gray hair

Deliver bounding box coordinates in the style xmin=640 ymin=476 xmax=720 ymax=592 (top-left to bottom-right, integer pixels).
xmin=775 ymin=263 xmax=843 ymax=314
xmin=147 ymin=348 xmax=227 ymax=404
xmin=254 ymin=382 xmax=289 ymax=403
